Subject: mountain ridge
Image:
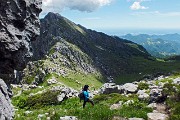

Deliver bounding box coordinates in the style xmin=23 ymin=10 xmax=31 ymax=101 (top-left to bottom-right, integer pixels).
xmin=31 ymin=12 xmax=152 ymax=83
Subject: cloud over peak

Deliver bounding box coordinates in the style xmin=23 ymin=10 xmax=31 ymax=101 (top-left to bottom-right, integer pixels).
xmin=42 ymin=0 xmax=112 ymax=15
xmin=130 ymin=1 xmax=148 ymax=10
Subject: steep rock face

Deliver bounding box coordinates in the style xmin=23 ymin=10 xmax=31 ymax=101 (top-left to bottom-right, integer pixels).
xmin=0 ymin=79 xmax=14 ymax=120
xmin=0 ymin=0 xmax=42 ymax=119
xmin=0 ymin=0 xmax=42 ymax=76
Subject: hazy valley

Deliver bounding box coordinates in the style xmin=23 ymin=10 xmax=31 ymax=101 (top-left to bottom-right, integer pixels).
xmin=121 ymin=34 xmax=180 ymax=58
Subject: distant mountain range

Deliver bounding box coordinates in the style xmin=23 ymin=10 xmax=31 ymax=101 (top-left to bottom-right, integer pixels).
xmin=121 ymin=33 xmax=180 ymax=58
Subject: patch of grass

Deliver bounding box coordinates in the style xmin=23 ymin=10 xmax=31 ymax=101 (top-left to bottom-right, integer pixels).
xmin=93 ymin=93 xmax=136 ymax=106
xmin=12 ymin=87 xmax=22 ymax=96
xmin=24 ymin=75 xmax=35 ymax=84
xmin=117 ymin=101 xmax=152 ymax=119
xmin=43 ymin=73 xmax=102 ymax=90
xmin=138 ymin=82 xmax=149 ymax=90
xmin=115 ymin=56 xmax=180 ymax=84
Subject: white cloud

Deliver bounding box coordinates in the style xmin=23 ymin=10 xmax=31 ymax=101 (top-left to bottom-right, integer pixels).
xmin=83 ymin=17 xmax=101 ymax=20
xmin=131 ymin=11 xmax=180 ymax=17
xmin=130 ymin=1 xmax=148 ymax=10
xmin=41 ymin=0 xmax=112 ymax=15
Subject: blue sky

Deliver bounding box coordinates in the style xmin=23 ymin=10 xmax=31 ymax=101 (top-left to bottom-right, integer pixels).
xmin=41 ymin=0 xmax=180 ymax=35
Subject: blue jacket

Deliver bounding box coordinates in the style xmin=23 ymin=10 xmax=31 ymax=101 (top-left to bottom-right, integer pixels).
xmin=83 ymin=91 xmax=89 ymax=101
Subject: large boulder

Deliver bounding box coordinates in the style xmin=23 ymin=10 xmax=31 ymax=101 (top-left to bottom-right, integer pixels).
xmin=0 ymin=79 xmax=14 ymax=120
xmin=173 ymin=78 xmax=180 ymax=85
xmin=0 ymin=0 xmax=42 ymax=78
xmin=123 ymin=83 xmax=138 ymax=93
xmin=137 ymin=90 xmax=149 ymax=100
xmin=99 ymin=83 xmax=123 ymax=94
xmin=51 ymin=86 xmax=78 ymax=102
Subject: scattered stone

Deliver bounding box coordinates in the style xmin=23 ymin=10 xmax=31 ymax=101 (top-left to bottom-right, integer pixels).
xmin=45 ymin=113 xmax=49 ymax=116
xmin=47 ymin=117 xmax=51 ymax=120
xmin=60 ymin=116 xmax=78 ymax=120
xmin=110 ymin=101 xmax=123 ymax=110
xmin=57 ymin=93 xmax=66 ymax=102
xmin=112 ymin=116 xmax=127 ymax=120
xmin=153 ymin=110 xmax=158 ymax=113
xmin=47 ymin=78 xmax=58 ymax=85
xmin=128 ymin=118 xmax=144 ymax=120
xmin=138 ymin=93 xmax=149 ymax=100
xmin=24 ymin=111 xmax=33 ymax=115
xmin=137 ymin=90 xmax=149 ymax=100
xmin=124 ymin=100 xmax=134 ymax=105
xmin=38 ymin=114 xmax=45 ymax=118
xmin=147 ymin=103 xmax=157 ymax=110
xmin=29 ymin=85 xmax=38 ymax=89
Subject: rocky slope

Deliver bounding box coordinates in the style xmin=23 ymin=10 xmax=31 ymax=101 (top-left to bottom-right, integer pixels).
xmin=31 ymin=12 xmax=151 ymax=83
xmin=0 ymin=0 xmax=42 ymax=119
xmin=21 ymin=38 xmax=102 ymax=89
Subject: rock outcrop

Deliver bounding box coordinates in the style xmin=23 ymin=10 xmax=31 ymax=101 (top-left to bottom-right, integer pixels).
xmin=0 ymin=0 xmax=42 ymax=119
xmin=0 ymin=0 xmax=42 ymax=77
xmin=0 ymin=79 xmax=14 ymax=120
xmin=99 ymin=83 xmax=123 ymax=94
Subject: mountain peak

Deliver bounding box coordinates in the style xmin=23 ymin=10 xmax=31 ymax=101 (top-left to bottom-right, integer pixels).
xmin=44 ymin=12 xmax=63 ymax=20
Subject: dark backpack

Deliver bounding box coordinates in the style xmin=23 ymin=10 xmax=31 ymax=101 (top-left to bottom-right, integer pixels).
xmin=78 ymin=91 xmax=84 ymax=102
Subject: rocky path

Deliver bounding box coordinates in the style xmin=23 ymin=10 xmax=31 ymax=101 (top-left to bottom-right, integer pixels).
xmin=156 ymin=103 xmax=168 ymax=114
xmin=147 ymin=103 xmax=169 ymax=120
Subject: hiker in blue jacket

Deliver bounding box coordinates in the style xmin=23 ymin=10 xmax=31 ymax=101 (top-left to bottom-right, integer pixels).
xmin=83 ymin=85 xmax=94 ymax=108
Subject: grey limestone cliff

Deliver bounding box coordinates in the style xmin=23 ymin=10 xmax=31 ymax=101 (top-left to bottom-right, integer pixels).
xmin=0 ymin=0 xmax=42 ymax=119
xmin=0 ymin=0 xmax=42 ymax=76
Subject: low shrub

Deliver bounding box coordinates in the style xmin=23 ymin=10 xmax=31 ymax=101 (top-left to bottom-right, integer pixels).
xmin=16 ymin=90 xmax=61 ymax=109
xmin=138 ymin=82 xmax=149 ymax=90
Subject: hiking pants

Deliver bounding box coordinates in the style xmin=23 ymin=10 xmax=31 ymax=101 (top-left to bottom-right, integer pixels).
xmin=83 ymin=99 xmax=94 ymax=108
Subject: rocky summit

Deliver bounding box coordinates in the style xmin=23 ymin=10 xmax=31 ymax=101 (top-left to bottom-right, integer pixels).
xmin=0 ymin=0 xmax=42 ymax=119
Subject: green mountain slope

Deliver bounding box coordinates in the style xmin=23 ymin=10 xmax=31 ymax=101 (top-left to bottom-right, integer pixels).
xmin=26 ymin=12 xmax=180 ymax=84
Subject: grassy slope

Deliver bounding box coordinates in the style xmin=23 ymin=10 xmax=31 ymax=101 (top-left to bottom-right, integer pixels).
xmin=12 ymin=73 xmax=180 ymax=120
xmin=115 ymin=57 xmax=180 ymax=84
